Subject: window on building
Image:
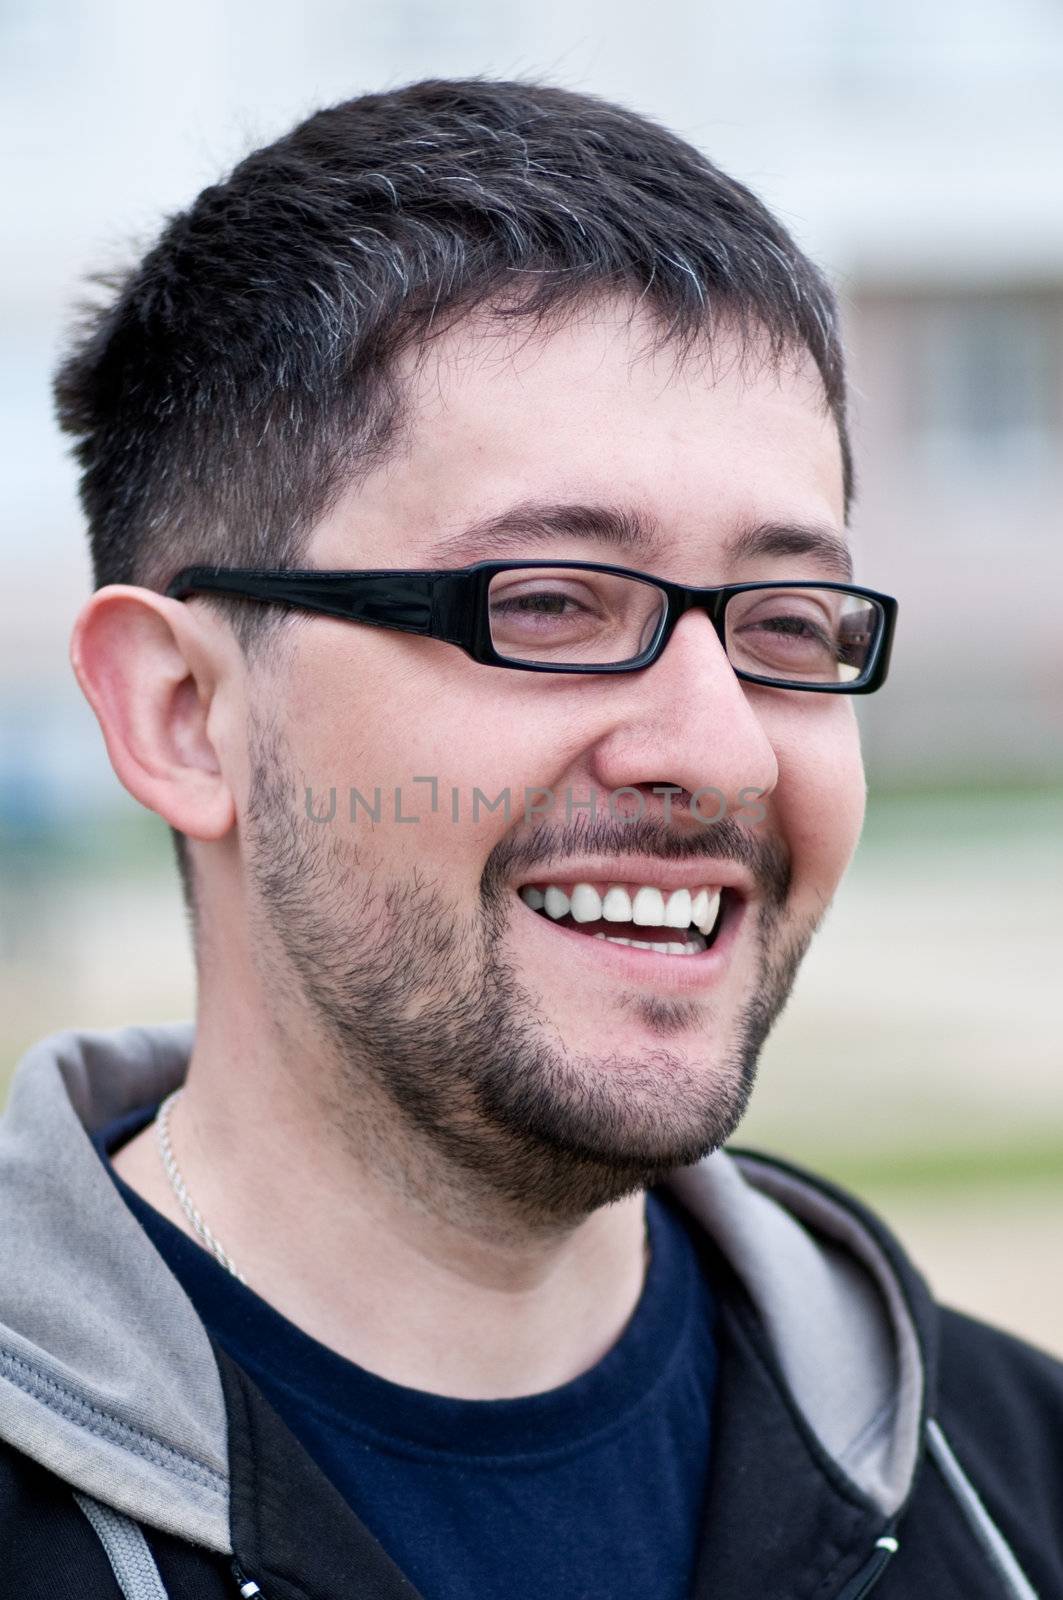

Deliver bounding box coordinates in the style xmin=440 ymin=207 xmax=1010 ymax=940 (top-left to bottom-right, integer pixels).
xmin=912 ymin=295 xmax=1060 ymax=479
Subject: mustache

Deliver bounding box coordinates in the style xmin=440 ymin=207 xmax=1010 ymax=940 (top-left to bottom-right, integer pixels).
xmin=483 ymin=810 xmax=791 ymax=909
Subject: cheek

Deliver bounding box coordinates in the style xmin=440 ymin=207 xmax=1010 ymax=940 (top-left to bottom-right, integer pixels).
xmin=770 ymin=703 xmax=866 ymax=900
xmin=281 ymin=638 xmax=554 ymax=874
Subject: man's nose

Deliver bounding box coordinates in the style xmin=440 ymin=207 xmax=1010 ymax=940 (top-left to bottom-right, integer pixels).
xmin=587 ymin=607 xmax=780 ymax=820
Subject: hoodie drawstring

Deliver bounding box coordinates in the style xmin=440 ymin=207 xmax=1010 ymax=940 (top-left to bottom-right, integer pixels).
xmin=72 ymin=1492 xmax=170 ymax=1598
xmin=833 ymin=1531 xmax=900 ymax=1599
xmin=926 ymin=1420 xmax=1041 ymax=1599
xmin=232 ymin=1558 xmax=265 ymax=1597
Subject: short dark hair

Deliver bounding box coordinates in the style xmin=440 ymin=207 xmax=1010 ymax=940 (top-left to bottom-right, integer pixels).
xmin=54 ymin=76 xmax=854 ymax=918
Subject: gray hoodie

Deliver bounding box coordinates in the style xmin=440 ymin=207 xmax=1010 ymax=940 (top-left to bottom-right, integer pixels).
xmin=0 ymin=1022 xmax=1044 ymax=1598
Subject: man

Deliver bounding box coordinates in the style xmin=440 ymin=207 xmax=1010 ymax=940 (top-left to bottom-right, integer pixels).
xmin=0 ymin=77 xmax=1058 ymax=1600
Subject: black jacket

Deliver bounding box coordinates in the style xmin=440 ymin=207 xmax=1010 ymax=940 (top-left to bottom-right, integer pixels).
xmin=1 ymin=1023 xmax=1060 ymax=1599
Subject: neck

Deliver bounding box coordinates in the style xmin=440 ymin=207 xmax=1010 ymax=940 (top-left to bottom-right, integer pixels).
xmin=111 ymin=999 xmax=651 ymax=1399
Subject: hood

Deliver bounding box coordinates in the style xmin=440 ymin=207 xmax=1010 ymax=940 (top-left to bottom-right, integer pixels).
xmin=0 ymin=1021 xmax=928 ymax=1554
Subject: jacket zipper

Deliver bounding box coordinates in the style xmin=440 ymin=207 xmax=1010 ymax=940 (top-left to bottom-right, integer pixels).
xmin=232 ymin=1558 xmax=266 ymax=1598
xmin=834 ymin=1533 xmax=899 ymax=1599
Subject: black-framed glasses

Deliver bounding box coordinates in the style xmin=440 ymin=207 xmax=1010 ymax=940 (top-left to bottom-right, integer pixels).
xmin=164 ymin=560 xmax=898 ymax=693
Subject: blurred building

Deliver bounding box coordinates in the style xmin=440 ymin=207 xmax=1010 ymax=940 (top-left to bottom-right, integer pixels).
xmin=681 ymin=0 xmax=1063 ymax=783
xmin=2 ymin=0 xmax=1062 ymax=843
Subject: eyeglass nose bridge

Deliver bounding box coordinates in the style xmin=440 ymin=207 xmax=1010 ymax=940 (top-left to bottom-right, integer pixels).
xmin=649 ymin=580 xmax=733 ymax=665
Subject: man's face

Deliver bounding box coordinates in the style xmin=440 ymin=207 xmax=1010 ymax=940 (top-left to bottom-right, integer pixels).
xmin=240 ymin=301 xmax=865 ymax=1221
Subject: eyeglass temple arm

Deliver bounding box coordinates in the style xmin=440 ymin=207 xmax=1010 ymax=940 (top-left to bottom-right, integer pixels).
xmin=163 ymin=567 xmax=442 ymax=635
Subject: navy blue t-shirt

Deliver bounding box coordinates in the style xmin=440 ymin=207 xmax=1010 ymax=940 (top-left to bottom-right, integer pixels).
xmin=94 ymin=1105 xmax=719 ymax=1600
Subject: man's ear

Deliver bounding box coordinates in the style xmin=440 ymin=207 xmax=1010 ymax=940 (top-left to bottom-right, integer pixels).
xmin=70 ymin=586 xmax=238 ymax=842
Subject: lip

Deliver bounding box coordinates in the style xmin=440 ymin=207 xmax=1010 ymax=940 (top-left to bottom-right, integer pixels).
xmin=512 ymin=857 xmax=757 ymax=898
xmin=515 ymin=887 xmax=747 ymax=993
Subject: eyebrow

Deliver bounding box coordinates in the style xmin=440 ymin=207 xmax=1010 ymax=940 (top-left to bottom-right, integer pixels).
xmin=723 ymin=519 xmax=854 ymax=583
xmin=430 ymin=499 xmax=854 ymax=583
xmin=431 ymin=502 xmax=658 ymax=564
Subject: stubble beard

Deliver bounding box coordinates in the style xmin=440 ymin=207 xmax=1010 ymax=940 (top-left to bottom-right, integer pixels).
xmin=245 ymin=718 xmax=819 ymax=1227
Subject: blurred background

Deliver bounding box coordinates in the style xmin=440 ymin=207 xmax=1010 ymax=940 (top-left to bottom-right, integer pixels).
xmin=2 ymin=2 xmax=1061 ymax=1349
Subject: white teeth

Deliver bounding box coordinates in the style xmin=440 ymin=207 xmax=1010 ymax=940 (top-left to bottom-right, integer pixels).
xmin=522 ymin=880 xmax=725 ymax=940
xmin=601 ymin=885 xmax=633 ymax=922
xmin=569 ymin=882 xmax=603 ymax=923
xmin=543 ymin=886 xmax=570 ymax=920
xmin=632 ymin=886 xmax=666 ymax=925
xmin=691 ymin=888 xmax=722 ymax=935
xmin=594 ymin=933 xmax=706 ymax=955
xmin=663 ymin=888 xmax=692 ymax=929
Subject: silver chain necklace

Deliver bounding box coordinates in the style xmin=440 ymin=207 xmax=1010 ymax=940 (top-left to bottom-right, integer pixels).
xmin=155 ymin=1089 xmax=248 ymax=1286
xmin=155 ymin=1090 xmax=651 ymax=1291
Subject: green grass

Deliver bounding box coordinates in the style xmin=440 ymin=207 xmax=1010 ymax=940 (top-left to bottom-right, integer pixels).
xmin=860 ymin=781 xmax=1062 ymax=847
xmin=769 ymin=1137 xmax=1063 ymax=1197
xmin=2 ymin=806 xmax=175 ymax=882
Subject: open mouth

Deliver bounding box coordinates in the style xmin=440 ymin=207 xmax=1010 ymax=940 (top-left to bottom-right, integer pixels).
xmin=516 ymin=880 xmax=735 ymax=957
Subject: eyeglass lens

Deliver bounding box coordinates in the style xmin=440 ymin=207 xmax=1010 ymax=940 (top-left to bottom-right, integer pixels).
xmin=486 ymin=567 xmax=882 ymax=685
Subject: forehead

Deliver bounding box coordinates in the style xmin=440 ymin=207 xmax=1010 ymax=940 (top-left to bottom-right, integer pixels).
xmin=312 ymin=299 xmax=848 ymax=577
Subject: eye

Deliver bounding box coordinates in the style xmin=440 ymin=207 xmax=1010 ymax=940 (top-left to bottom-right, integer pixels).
xmin=735 ymin=604 xmax=835 ymax=657
xmin=724 ymin=587 xmax=878 ymax=684
xmin=486 ymin=568 xmax=668 ymax=666
xmin=751 ymin=612 xmax=833 ymax=647
xmin=490 ymin=584 xmax=599 ymax=623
